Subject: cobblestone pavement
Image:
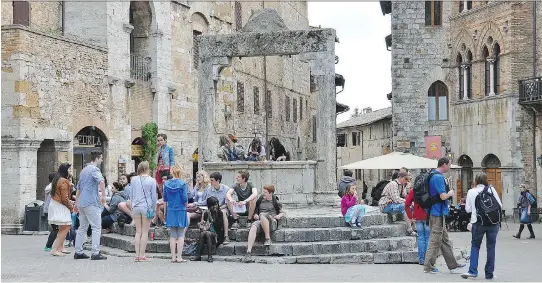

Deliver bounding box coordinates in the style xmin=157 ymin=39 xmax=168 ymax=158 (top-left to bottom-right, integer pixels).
xmin=2 ymin=223 xmax=539 ymax=282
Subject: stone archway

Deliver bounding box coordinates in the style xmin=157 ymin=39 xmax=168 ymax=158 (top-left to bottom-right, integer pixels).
xmin=36 ymin=139 xmax=56 ymax=201
xmin=482 ymin=153 xmax=502 ymax=199
xmin=457 ymin=154 xmax=473 ymax=199
xmin=73 ymin=126 xmax=108 ymax=184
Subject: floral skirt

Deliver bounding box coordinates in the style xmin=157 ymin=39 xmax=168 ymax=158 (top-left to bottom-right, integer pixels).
xmin=344 ymin=205 xmax=367 ymax=223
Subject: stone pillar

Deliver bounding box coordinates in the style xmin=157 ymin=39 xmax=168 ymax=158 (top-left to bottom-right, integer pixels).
xmin=198 ymin=56 xmax=231 ymax=164
xmin=488 ymin=58 xmax=495 ymax=96
xmin=462 ymin=64 xmax=468 ymax=100
xmin=301 ymin=49 xmax=338 ymax=204
xmin=1 ymin=138 xmax=41 ymax=234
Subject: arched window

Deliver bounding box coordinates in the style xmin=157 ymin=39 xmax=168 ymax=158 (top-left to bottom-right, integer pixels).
xmin=466 ymin=50 xmax=472 ymax=99
xmin=493 ymin=43 xmax=500 ymax=95
xmin=191 ymin=13 xmax=209 ymax=70
xmin=483 ymin=46 xmax=490 ymax=96
xmin=428 ymin=81 xmax=448 ymax=121
xmin=457 ymin=53 xmax=463 ymax=100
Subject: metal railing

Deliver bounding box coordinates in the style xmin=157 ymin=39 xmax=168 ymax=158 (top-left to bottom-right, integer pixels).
xmin=130 ymin=54 xmax=151 ymax=81
xmin=519 ymin=76 xmax=542 ymax=104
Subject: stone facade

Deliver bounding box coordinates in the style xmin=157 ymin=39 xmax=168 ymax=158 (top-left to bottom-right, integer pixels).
xmin=384 ymin=1 xmax=542 ymax=211
xmin=336 ymin=107 xmax=393 ymax=196
xmin=1 ymin=1 xmax=313 ymax=233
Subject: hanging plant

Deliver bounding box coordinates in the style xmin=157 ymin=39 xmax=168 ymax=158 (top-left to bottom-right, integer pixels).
xmin=141 ymin=122 xmax=158 ymax=171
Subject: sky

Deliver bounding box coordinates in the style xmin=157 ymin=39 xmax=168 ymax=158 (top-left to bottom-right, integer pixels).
xmin=307 ymin=2 xmax=392 ymax=123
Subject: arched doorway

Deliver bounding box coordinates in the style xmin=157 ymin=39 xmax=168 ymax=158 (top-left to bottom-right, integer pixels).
xmin=131 ymin=137 xmax=145 ymax=172
xmin=73 ymin=127 xmax=107 ymax=184
xmin=457 ymin=154 xmax=474 ymax=200
xmin=36 ymin=139 xmax=56 ymax=201
xmin=482 ymin=154 xmax=502 ymax=199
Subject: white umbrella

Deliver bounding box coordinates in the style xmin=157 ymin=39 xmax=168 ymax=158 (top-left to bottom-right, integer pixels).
xmin=339 ymin=151 xmax=461 ymax=170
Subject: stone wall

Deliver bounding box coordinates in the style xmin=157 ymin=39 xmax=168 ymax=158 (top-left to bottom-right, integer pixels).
xmin=337 ymin=118 xmax=393 ymax=195
xmin=202 ymin=161 xmax=317 ymax=207
xmin=390 ymin=1 xmax=452 ymax=156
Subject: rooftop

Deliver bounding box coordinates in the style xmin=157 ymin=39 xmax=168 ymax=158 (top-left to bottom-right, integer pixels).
xmin=337 ymin=107 xmax=392 ymax=129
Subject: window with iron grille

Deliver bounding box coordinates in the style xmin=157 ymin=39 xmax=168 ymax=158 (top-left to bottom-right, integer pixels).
xmin=237 ymin=82 xmax=244 ymax=113
xmin=235 ymin=1 xmax=242 ymax=31
xmin=266 ymin=90 xmax=272 ymax=118
xmin=337 ymin=133 xmax=346 ymax=147
xmin=253 ymin=86 xmax=260 ymax=115
xmin=293 ymin=98 xmax=297 ymax=123
xmin=13 ymin=1 xmax=30 ymax=26
xmin=285 ymin=96 xmax=291 ymax=122
xmin=193 ymin=30 xmax=202 ymax=69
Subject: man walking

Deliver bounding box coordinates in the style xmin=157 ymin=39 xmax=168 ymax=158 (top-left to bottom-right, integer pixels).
xmin=424 ymin=157 xmax=465 ymax=273
xmin=74 ymin=151 xmax=107 ymax=260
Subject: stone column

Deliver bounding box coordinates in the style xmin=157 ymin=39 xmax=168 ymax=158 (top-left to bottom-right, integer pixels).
xmin=462 ymin=64 xmax=468 ymax=100
xmin=1 ymin=138 xmax=41 ymax=234
xmin=301 ymin=49 xmax=338 ymax=204
xmin=198 ymin=56 xmax=231 ymax=164
xmin=488 ymin=58 xmax=495 ymax=96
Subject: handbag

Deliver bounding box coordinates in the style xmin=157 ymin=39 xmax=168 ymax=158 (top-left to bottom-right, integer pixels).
xmin=198 ymin=211 xmax=213 ymax=232
xmin=140 ymin=176 xmax=155 ymax=220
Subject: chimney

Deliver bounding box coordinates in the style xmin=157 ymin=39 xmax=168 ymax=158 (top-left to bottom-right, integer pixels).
xmin=363 ymin=107 xmax=372 ymax=114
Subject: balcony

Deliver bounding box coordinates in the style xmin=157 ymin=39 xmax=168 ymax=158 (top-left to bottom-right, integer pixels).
xmin=519 ymin=77 xmax=542 ymax=104
xmin=130 ymin=54 xmax=151 ymax=82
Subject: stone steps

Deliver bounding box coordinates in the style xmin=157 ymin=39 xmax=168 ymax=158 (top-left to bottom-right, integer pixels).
xmin=101 ymin=233 xmax=416 ymax=256
xmin=90 ymin=244 xmax=421 ymax=264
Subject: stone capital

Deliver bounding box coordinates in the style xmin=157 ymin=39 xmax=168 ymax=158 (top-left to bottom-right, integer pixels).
xmin=123 ymin=23 xmax=134 ymax=33
xmin=107 ymin=75 xmax=119 ymax=85
xmin=486 ymin=57 xmax=496 ymax=64
xmin=207 ymin=57 xmax=231 ymax=81
xmin=1 ymin=138 xmax=41 ymax=151
xmin=125 ymin=79 xmax=135 ymax=88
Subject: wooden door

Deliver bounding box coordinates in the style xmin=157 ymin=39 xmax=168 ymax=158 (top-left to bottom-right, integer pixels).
xmin=456 ymin=178 xmax=462 ymax=202
xmin=485 ymin=168 xmax=502 ymax=199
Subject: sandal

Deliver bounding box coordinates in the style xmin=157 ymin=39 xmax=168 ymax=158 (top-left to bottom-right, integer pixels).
xmin=52 ymin=251 xmax=65 ymax=257
xmin=139 ymin=256 xmax=151 ymax=261
xmin=135 ymin=257 xmax=140 ymax=262
xmin=176 ymin=258 xmax=187 ymax=263
xmin=61 ymin=250 xmax=71 ymax=254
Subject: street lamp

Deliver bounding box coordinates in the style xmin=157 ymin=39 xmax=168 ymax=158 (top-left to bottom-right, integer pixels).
xmin=537 ymin=155 xmax=542 ymax=167
xmin=446 ymin=152 xmax=454 ymax=163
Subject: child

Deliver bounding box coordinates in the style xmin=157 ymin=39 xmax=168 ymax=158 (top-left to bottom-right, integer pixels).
xmin=341 ymin=184 xmax=367 ymax=227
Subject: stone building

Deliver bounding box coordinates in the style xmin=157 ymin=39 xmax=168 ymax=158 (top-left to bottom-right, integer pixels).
xmin=1 ymin=1 xmax=314 ymax=232
xmin=380 ymin=1 xmax=542 ymax=212
xmin=336 ymin=107 xmax=393 ymax=195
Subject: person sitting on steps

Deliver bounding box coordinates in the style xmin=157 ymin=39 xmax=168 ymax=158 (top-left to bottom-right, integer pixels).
xmin=244 ymin=185 xmax=285 ymax=263
xmin=192 ymin=196 xmax=225 ymax=263
xmin=341 ymin=183 xmax=367 ymax=227
xmin=378 ymin=171 xmax=417 ymax=237
xmin=226 ymin=170 xmax=258 ymax=229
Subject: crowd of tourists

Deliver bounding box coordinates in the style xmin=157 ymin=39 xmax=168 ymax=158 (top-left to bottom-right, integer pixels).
xmin=338 ymin=157 xmax=537 ymax=279
xmin=42 ymin=133 xmax=537 ymax=271
xmin=42 ymin=133 xmax=285 ymax=263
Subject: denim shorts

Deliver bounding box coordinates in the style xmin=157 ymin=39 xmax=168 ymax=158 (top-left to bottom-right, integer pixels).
xmin=383 ymin=203 xmax=405 ymax=215
xmin=132 ymin=207 xmax=148 ymax=217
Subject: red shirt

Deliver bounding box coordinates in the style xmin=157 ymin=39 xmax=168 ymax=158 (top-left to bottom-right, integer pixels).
xmin=405 ymin=189 xmax=427 ymax=220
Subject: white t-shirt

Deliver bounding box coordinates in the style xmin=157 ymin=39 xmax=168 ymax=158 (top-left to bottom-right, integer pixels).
xmin=465 ymin=184 xmax=503 ymax=224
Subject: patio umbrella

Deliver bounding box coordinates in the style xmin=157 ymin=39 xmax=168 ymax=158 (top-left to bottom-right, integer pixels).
xmin=338 ymin=151 xmax=461 ymax=170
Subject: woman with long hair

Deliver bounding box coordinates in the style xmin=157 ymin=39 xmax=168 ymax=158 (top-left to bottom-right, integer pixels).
xmin=47 ymin=163 xmax=74 ymax=256
xmin=163 ymin=165 xmax=189 ymax=262
xmin=129 ymin=161 xmax=158 ymax=262
xmin=187 ymin=171 xmax=211 ymax=223
xmin=192 ymin=196 xmax=225 ymax=262
xmin=247 ymin=138 xmax=266 ymax=161
xmin=155 ymin=133 xmax=175 ymax=187
xmin=514 ymin=184 xmax=536 ymax=239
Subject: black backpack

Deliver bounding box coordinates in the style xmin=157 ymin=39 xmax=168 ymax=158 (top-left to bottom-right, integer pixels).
xmin=371 ymin=180 xmax=390 ymax=206
xmin=475 ymin=186 xmax=502 ymax=226
xmin=413 ymin=172 xmax=437 ymax=209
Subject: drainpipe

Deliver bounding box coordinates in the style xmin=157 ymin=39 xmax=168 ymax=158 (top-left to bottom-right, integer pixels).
xmin=533 ymin=1 xmax=537 ymax=77
xmin=531 ymin=107 xmax=538 ymax=198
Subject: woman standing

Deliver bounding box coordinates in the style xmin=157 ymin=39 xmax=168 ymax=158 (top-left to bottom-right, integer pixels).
xmin=47 ymin=163 xmax=74 ymax=256
xmin=163 ymin=165 xmax=189 ymax=262
xmin=514 ymin=184 xmax=536 ymax=239
xmin=155 ymin=133 xmax=175 ymax=187
xmin=129 ymin=161 xmax=158 ymax=262
xmin=405 ymin=185 xmax=430 ymax=265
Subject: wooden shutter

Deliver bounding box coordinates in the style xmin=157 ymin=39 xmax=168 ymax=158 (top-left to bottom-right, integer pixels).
xmin=13 ymin=1 xmax=30 ymax=26
xmin=486 ymin=168 xmax=503 ymax=199
xmin=235 ymin=1 xmax=242 ymax=31
xmin=456 ymin=178 xmax=462 ymax=202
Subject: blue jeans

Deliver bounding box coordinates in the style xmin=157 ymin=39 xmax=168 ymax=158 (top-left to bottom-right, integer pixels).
xmin=383 ymin=203 xmax=406 ymax=215
xmin=468 ymin=223 xmax=499 ymax=279
xmin=416 ymin=220 xmax=430 ymax=264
